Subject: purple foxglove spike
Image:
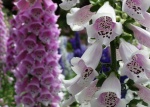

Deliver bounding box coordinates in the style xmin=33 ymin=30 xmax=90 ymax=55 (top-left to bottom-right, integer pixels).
xmin=86 ymin=2 xmax=123 ymax=46
xmin=30 ymin=0 xmax=43 ymax=19
xmin=67 ymin=5 xmax=95 ymax=31
xmin=45 ymin=2 xmax=57 ymax=15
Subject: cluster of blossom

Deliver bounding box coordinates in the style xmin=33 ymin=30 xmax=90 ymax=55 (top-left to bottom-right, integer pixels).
xmin=5 ymin=0 xmax=62 ymax=106
xmin=59 ymin=0 xmax=150 ymax=107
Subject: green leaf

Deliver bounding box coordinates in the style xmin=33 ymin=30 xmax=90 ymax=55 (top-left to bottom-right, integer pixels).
xmin=127 ymin=99 xmax=141 ymax=107
xmin=90 ymin=4 xmax=100 ymax=12
xmin=126 ymin=79 xmax=139 ymax=91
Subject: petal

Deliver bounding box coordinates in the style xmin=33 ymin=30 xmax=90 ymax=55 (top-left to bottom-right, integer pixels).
xmin=90 ymin=99 xmax=105 ymax=107
xmin=95 ymin=73 xmax=121 ymax=98
xmin=63 ymin=75 xmax=80 ymax=88
xmin=67 ymin=5 xmax=95 ymax=31
xmin=122 ymin=0 xmax=144 ymax=20
xmin=61 ymin=96 xmax=75 ymax=107
xmin=138 ymin=12 xmax=150 ymax=29
xmin=96 ymin=2 xmax=116 ymax=22
xmin=116 ymin=99 xmax=127 ymax=107
xmin=135 ymin=84 xmax=150 ymax=103
xmin=119 ymin=39 xmax=138 ymax=62
xmin=81 ymin=41 xmax=102 ymax=69
xmin=59 ymin=0 xmax=78 ymax=11
xmin=75 ymin=80 xmax=98 ymax=103
xmin=128 ymin=24 xmax=150 ymax=48
xmin=71 ymin=58 xmax=86 ymax=75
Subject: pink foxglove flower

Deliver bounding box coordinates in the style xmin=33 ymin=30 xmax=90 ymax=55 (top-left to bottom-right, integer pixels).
xmin=75 ymin=79 xmax=99 ymax=107
xmin=119 ymin=39 xmax=150 ymax=83
xmin=62 ymin=41 xmax=102 ymax=107
xmin=59 ymin=0 xmax=79 ymax=10
xmin=86 ymin=2 xmax=123 ymax=46
xmin=122 ymin=0 xmax=150 ymax=20
xmin=128 ymin=24 xmax=150 ymax=48
xmin=66 ymin=5 xmax=96 ymax=31
xmin=90 ymin=73 xmax=127 ymax=107
xmin=7 ymin=0 xmax=62 ymax=106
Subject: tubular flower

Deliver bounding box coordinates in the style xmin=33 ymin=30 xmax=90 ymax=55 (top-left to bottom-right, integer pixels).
xmin=7 ymin=0 xmax=62 ymax=106
xmin=59 ymin=0 xmax=79 ymax=11
xmin=90 ymin=73 xmax=127 ymax=107
xmin=66 ymin=5 xmax=96 ymax=31
xmin=62 ymin=41 xmax=102 ymax=107
xmin=122 ymin=0 xmax=150 ymax=20
xmin=128 ymin=24 xmax=150 ymax=48
xmin=119 ymin=39 xmax=150 ymax=83
xmin=86 ymin=2 xmax=123 ymax=46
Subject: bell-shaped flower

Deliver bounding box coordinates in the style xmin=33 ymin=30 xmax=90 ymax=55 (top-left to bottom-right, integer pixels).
xmin=59 ymin=0 xmax=79 ymax=11
xmin=26 ymin=77 xmax=41 ymax=97
xmin=21 ymin=93 xmax=35 ymax=107
xmin=67 ymin=5 xmax=96 ymax=31
xmin=39 ymin=30 xmax=52 ymax=44
xmin=128 ymin=24 xmax=150 ymax=48
xmin=38 ymin=87 xmax=52 ymax=106
xmin=41 ymin=74 xmax=54 ymax=89
xmin=119 ymin=39 xmax=150 ymax=83
xmin=20 ymin=12 xmax=31 ymax=25
xmin=86 ymin=2 xmax=123 ymax=46
xmin=90 ymin=73 xmax=127 ymax=107
xmin=28 ymin=22 xmax=42 ymax=35
xmin=62 ymin=41 xmax=102 ymax=106
xmin=135 ymin=84 xmax=150 ymax=104
xmin=14 ymin=0 xmax=30 ymax=11
xmin=122 ymin=0 xmax=150 ymax=20
xmin=30 ymin=0 xmax=43 ymax=19
xmin=75 ymin=79 xmax=99 ymax=107
xmin=23 ymin=34 xmax=37 ymax=53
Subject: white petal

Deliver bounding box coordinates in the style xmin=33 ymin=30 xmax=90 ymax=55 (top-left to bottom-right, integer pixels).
xmin=71 ymin=58 xmax=86 ymax=75
xmin=90 ymin=99 xmax=105 ymax=107
xmin=140 ymin=0 xmax=150 ymax=11
xmin=80 ymin=102 xmax=91 ymax=107
xmin=95 ymin=73 xmax=121 ymax=98
xmin=81 ymin=41 xmax=102 ymax=69
xmin=135 ymin=84 xmax=150 ymax=103
xmin=116 ymin=99 xmax=127 ymax=107
xmin=128 ymin=24 xmax=150 ymax=48
xmin=138 ymin=12 xmax=150 ymax=29
xmin=75 ymin=80 xmax=98 ymax=103
xmin=59 ymin=0 xmax=78 ymax=10
xmin=61 ymin=96 xmax=75 ymax=107
xmin=63 ymin=75 xmax=80 ymax=88
xmin=119 ymin=39 xmax=138 ymax=62
xmin=86 ymin=24 xmax=98 ymax=44
xmin=97 ymin=2 xmax=116 ymax=21
xmin=114 ymin=22 xmax=123 ymax=36
xmin=122 ymin=0 xmax=144 ymax=20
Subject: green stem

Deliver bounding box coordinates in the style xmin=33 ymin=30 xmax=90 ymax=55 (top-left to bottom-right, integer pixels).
xmin=110 ymin=40 xmax=117 ymax=72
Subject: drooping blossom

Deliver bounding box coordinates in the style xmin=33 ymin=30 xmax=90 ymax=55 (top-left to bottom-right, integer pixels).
xmin=90 ymin=73 xmax=127 ymax=107
xmin=122 ymin=0 xmax=150 ymax=29
xmin=62 ymin=41 xmax=102 ymax=107
xmin=59 ymin=0 xmax=79 ymax=10
xmin=119 ymin=39 xmax=150 ymax=83
xmin=7 ymin=0 xmax=62 ymax=106
xmin=86 ymin=2 xmax=123 ymax=46
xmin=66 ymin=5 xmax=96 ymax=31
xmin=128 ymin=24 xmax=150 ymax=48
